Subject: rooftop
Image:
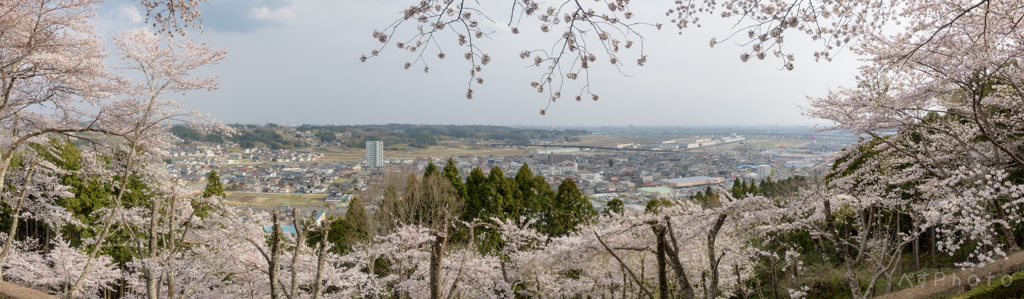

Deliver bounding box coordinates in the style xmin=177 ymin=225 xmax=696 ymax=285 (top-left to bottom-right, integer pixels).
xmin=264 ymin=225 xmax=299 ymax=234
xmin=662 ymin=176 xmax=719 ymax=184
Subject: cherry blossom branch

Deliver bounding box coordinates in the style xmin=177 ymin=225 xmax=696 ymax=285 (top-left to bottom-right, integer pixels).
xmin=593 ymin=229 xmax=654 ymax=299
xmin=0 ymin=159 xmax=36 ymax=281
xmin=445 ymin=221 xmax=496 ymax=299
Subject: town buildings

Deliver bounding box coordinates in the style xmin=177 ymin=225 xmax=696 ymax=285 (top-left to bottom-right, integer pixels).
xmin=164 ymin=127 xmax=844 ymax=217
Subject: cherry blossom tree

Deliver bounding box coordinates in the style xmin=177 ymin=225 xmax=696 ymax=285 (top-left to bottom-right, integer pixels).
xmin=0 ymin=0 xmax=215 ymax=192
xmin=0 ymin=154 xmax=83 ymax=279
xmin=3 ymin=235 xmax=121 ymax=298
xmin=0 ymin=0 xmax=257 ymax=298
xmin=803 ymin=0 xmax=1024 ymax=273
xmin=40 ymin=28 xmax=227 ymax=298
xmin=759 ymin=174 xmax=938 ymax=298
xmin=0 ymin=0 xmax=116 ymax=200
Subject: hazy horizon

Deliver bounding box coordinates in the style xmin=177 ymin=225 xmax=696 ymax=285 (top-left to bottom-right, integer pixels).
xmin=217 ymin=123 xmax=828 ymax=130
xmin=93 ymin=0 xmax=862 ymax=127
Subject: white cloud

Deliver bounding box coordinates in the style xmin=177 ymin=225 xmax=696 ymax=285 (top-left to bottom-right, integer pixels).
xmin=250 ymin=6 xmax=295 ymax=25
xmin=116 ymin=5 xmax=142 ymax=24
xmin=488 ymin=20 xmax=511 ymax=32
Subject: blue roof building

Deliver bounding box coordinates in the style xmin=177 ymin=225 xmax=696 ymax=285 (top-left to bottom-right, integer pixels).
xmin=264 ymin=225 xmax=300 ymax=234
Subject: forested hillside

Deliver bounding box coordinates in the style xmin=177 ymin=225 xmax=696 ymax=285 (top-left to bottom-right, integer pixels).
xmin=169 ymin=123 xmax=588 ymax=149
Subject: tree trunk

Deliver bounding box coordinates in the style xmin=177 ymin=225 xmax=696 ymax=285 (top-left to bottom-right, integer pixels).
xmin=595 ymin=230 xmax=654 ymax=298
xmin=991 ymin=197 xmax=1020 ymax=253
xmin=146 ymin=195 xmax=160 ymax=299
xmin=665 ymin=218 xmax=695 ymax=299
xmin=771 ymin=259 xmax=779 ymax=299
xmin=792 ymin=256 xmax=800 ymax=284
xmin=166 ymin=194 xmax=178 ymax=299
xmin=446 ymin=224 xmax=480 ymax=299
xmin=652 ymin=224 xmax=668 ymax=299
xmin=269 ymin=210 xmax=282 ymax=299
xmin=313 ymin=218 xmax=329 ymax=299
xmin=622 ymin=264 xmax=627 ymax=299
xmin=429 ymin=233 xmax=447 ymax=299
xmin=914 ymin=234 xmax=920 ymax=271
xmin=167 ymin=272 xmax=175 ymax=299
xmin=290 ymin=210 xmax=304 ymax=298
xmin=824 ymin=199 xmax=865 ymax=299
xmin=896 ymin=213 xmax=901 ymax=272
xmin=640 ymin=258 xmax=645 ymax=299
xmin=706 ymin=213 xmax=728 ymax=299
xmin=931 ymin=226 xmax=936 ymax=266
xmin=500 ymin=260 xmax=509 ymax=285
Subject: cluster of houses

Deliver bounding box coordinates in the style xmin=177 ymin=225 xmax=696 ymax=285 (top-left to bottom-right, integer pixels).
xmin=165 ymin=148 xmax=358 ymax=196
xmin=216 ymin=162 xmax=358 ymax=194
xmin=168 ymin=145 xmax=324 ymax=165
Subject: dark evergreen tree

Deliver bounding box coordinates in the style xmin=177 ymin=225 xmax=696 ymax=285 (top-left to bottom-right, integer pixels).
xmin=307 ymin=216 xmax=349 ymax=255
xmin=30 ymin=140 xmax=151 ymax=265
xmin=442 ymin=157 xmax=468 ymax=200
xmin=731 ymin=178 xmax=745 ymax=199
xmin=423 ymin=161 xmax=439 ymax=178
xmin=704 ymin=186 xmax=720 ymax=206
xmin=605 ymin=198 xmax=624 ymax=215
xmin=202 ymin=170 xmax=225 ymax=198
xmin=515 ymin=164 xmax=541 ymax=221
xmin=462 ymin=167 xmax=492 ymax=222
xmin=344 ymin=196 xmax=370 ymax=245
xmin=748 ymin=179 xmax=760 ymax=196
xmin=489 ymin=167 xmax=519 ymax=220
xmin=547 ymin=178 xmax=596 ymax=237
xmin=530 ymin=174 xmax=556 ymax=232
xmin=644 ymin=198 xmax=673 ymax=214
xmin=759 ymin=178 xmax=772 ymax=196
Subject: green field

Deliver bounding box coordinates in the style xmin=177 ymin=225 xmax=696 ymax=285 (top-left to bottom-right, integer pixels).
xmin=332 ymin=178 xmax=355 ymax=184
xmin=225 ymin=192 xmax=327 ymax=207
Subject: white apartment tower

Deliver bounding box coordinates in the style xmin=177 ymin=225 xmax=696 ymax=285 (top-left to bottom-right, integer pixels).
xmin=757 ymin=164 xmax=772 ymax=179
xmin=366 ymin=141 xmax=384 ymax=168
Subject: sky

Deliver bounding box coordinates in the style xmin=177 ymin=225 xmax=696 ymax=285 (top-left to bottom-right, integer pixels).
xmin=92 ymin=0 xmax=865 ymax=127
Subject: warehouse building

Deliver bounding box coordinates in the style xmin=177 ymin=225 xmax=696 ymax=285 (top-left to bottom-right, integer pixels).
xmin=661 ymin=176 xmax=725 ymax=188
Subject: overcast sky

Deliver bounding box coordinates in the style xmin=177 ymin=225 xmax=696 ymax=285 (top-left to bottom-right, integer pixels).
xmin=92 ymin=0 xmax=864 ymax=127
